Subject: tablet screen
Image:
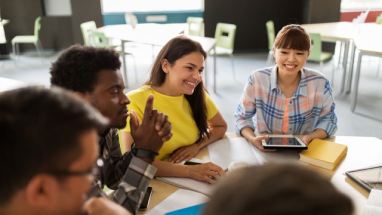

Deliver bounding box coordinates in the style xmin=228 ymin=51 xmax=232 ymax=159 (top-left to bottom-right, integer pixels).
xmin=262 ymin=136 xmax=306 ymax=149
xmin=266 ymin=137 xmax=303 ymax=146
xmin=346 ymin=165 xmax=382 ymax=191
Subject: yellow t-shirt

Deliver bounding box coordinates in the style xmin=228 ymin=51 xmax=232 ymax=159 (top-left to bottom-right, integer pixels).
xmin=123 ymin=85 xmax=218 ymax=160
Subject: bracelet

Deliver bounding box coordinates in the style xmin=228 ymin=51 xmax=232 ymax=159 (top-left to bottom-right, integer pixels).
xmin=131 ymin=143 xmax=158 ymax=160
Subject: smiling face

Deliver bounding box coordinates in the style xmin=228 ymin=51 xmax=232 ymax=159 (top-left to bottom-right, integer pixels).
xmin=161 ymin=51 xmax=205 ymax=96
xmin=274 ymin=48 xmax=309 ymax=77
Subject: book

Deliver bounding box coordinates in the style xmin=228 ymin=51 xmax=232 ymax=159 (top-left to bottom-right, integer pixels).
xmin=165 ymin=203 xmax=206 ymax=215
xmin=299 ymin=139 xmax=347 ymax=170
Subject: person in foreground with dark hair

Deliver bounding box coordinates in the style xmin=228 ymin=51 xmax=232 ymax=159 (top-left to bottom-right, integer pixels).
xmin=120 ymin=36 xmax=227 ymax=184
xmin=50 ymin=45 xmax=172 ymax=214
xmin=0 ymin=86 xmax=129 ymax=215
xmin=203 ymin=163 xmax=353 ymax=215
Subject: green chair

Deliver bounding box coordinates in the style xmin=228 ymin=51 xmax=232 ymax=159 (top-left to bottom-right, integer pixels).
xmin=80 ymin=21 xmax=97 ymax=46
xmin=186 ymin=17 xmax=204 ymax=36
xmin=211 ymin=22 xmax=237 ymax=80
xmin=308 ymin=33 xmax=334 ymax=81
xmin=88 ymin=30 xmax=137 ymax=84
xmin=11 ymin=16 xmax=42 ymax=56
xmin=266 ymin=20 xmax=275 ymax=65
xmin=376 ymin=14 xmax=382 ymax=24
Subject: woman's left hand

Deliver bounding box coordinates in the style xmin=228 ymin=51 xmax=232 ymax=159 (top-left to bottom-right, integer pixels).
xmin=169 ymin=143 xmax=201 ymax=163
xmin=300 ymin=134 xmax=313 ymax=145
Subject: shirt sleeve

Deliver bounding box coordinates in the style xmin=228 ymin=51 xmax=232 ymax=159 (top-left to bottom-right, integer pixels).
xmin=234 ymin=74 xmax=257 ymax=134
xmin=315 ymin=80 xmax=337 ymax=136
xmin=100 ymin=130 xmax=157 ymax=214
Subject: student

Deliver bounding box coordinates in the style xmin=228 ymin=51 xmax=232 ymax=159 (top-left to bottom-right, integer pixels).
xmin=0 ymin=86 xmax=129 ymax=215
xmin=234 ymin=24 xmax=337 ymax=150
xmin=203 ymin=163 xmax=353 ymax=215
xmin=50 ymin=45 xmax=172 ymax=214
xmin=121 ymin=36 xmax=227 ymax=183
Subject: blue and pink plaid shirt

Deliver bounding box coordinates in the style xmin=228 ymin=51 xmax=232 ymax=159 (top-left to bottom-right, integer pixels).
xmin=234 ymin=67 xmax=337 ymax=136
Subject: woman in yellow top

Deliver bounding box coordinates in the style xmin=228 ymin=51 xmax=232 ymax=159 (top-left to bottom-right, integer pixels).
xmin=121 ymin=36 xmax=227 ymax=183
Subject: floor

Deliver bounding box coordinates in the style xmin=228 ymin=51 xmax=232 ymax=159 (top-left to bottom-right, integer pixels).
xmin=1 ymin=48 xmax=382 ymax=139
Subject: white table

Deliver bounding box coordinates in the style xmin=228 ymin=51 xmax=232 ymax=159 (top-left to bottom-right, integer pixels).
xmin=302 ymin=22 xmax=355 ymax=93
xmin=99 ymin=24 xmax=217 ymax=91
xmin=350 ymin=23 xmax=382 ymax=113
xmin=145 ymin=135 xmax=382 ymax=215
xmin=0 ymin=77 xmax=26 ymax=92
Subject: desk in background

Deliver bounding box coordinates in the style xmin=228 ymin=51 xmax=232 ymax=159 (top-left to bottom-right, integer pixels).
xmin=0 ymin=19 xmax=9 ymax=58
xmin=99 ymin=24 xmax=217 ymax=92
xmin=0 ymin=77 xmax=26 ymax=92
xmin=143 ymin=135 xmax=382 ymax=215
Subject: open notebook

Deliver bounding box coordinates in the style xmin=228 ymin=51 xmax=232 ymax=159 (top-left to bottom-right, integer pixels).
xmin=157 ymin=137 xmax=264 ymax=196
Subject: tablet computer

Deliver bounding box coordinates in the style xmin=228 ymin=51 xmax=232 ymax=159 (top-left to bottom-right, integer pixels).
xmin=261 ymin=135 xmax=307 ymax=150
xmin=345 ymin=165 xmax=382 ymax=192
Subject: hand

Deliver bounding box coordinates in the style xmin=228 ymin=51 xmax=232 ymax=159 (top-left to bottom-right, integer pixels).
xmin=84 ymin=197 xmax=131 ymax=215
xmin=247 ymin=134 xmax=269 ymax=151
xmin=153 ymin=111 xmax=172 ymax=142
xmin=130 ymin=96 xmax=164 ymax=153
xmin=187 ymin=162 xmax=225 ymax=184
xmin=169 ymin=143 xmax=201 ymax=163
xmin=299 ymin=134 xmax=313 ymax=145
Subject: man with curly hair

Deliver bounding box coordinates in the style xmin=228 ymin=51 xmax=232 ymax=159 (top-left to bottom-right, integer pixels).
xmin=50 ymin=45 xmax=172 ymax=214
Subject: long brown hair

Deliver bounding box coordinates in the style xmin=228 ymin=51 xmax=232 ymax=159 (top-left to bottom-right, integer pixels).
xmin=146 ymin=36 xmax=209 ymax=141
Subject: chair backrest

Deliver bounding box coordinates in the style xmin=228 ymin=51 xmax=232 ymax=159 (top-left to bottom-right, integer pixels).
xmin=186 ymin=17 xmax=204 ymax=36
xmin=34 ymin=16 xmax=42 ymax=38
xmin=308 ymin=33 xmax=322 ymax=62
xmin=125 ymin=12 xmax=138 ymax=29
xmin=376 ymin=14 xmax=382 ymax=24
xmin=88 ymin=30 xmax=110 ymax=48
xmin=266 ymin=20 xmax=275 ymax=51
xmin=80 ymin=21 xmax=97 ymax=46
xmin=214 ymin=23 xmax=237 ymax=51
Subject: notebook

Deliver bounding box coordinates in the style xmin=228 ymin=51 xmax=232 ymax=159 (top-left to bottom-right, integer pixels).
xmin=299 ymin=139 xmax=347 ymax=170
xmin=165 ymin=203 xmax=206 ymax=215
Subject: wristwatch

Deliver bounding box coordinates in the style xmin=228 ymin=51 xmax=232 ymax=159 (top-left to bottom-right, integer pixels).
xmin=131 ymin=143 xmax=158 ymax=160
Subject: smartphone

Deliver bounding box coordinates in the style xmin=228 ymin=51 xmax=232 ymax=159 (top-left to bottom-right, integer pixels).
xmin=184 ymin=161 xmax=202 ymax=165
xmin=139 ymin=186 xmax=152 ymax=210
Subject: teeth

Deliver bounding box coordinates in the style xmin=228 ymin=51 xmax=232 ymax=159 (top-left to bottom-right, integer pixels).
xmin=186 ymin=81 xmax=196 ymax=86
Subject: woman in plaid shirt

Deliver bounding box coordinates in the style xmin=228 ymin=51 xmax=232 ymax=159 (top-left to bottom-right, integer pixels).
xmin=234 ymin=24 xmax=337 ymax=150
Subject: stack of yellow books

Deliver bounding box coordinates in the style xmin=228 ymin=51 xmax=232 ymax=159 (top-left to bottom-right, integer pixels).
xmin=299 ymin=139 xmax=347 ymax=170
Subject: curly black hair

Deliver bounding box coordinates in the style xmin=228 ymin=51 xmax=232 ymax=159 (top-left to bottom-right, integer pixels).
xmin=50 ymin=45 xmax=121 ymax=93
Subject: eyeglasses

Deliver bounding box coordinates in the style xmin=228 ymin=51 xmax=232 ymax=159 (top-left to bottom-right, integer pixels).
xmin=49 ymin=159 xmax=104 ymax=179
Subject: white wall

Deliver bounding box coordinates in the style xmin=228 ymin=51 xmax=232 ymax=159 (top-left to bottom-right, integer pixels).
xmin=44 ymin=0 xmax=72 ymax=16
xmin=101 ymin=0 xmax=204 ymax=13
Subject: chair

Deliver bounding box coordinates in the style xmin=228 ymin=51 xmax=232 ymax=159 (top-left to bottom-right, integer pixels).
xmin=377 ymin=14 xmax=382 ymax=24
xmin=265 ymin=20 xmax=275 ymax=65
xmin=124 ymin=12 xmax=138 ymax=29
xmin=88 ymin=30 xmax=137 ymax=85
xmin=186 ymin=17 xmax=204 ymax=36
xmin=11 ymin=16 xmax=42 ymax=56
xmin=211 ymin=23 xmax=237 ymax=81
xmin=80 ymin=21 xmax=97 ymax=46
xmin=308 ymin=33 xmax=334 ymax=82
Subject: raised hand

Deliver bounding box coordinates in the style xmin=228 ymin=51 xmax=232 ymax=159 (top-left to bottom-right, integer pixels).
xmin=130 ymin=95 xmax=172 ymax=154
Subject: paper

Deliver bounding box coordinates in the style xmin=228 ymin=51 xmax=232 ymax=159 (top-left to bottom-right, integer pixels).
xmin=156 ymin=176 xmax=213 ymax=196
xmin=207 ymin=137 xmax=265 ymax=170
xmin=146 ymin=189 xmax=208 ymax=215
xmin=362 ymin=189 xmax=382 ymax=215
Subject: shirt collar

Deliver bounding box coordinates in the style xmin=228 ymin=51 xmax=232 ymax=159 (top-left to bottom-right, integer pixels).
xmin=271 ymin=67 xmax=308 ymax=97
